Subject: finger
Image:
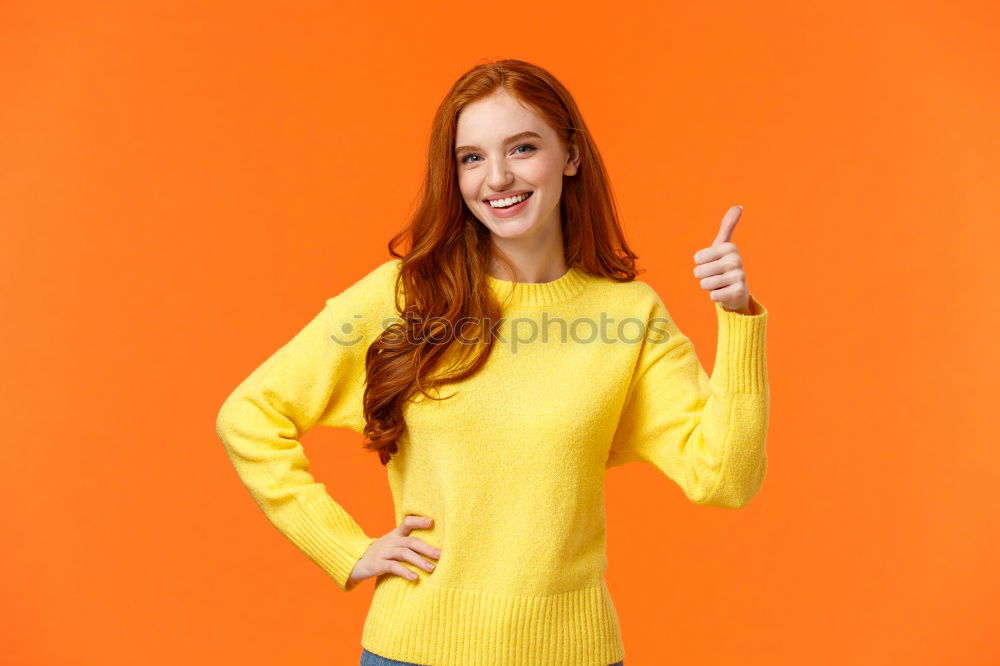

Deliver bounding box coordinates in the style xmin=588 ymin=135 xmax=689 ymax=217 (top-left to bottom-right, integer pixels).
xmin=699 ymin=269 xmax=744 ymax=292
xmin=395 ymin=514 xmax=433 ymax=535
xmin=405 ymin=536 xmax=442 ymax=560
xmin=388 ymin=561 xmax=419 ymax=581
xmin=711 ymin=282 xmax=747 ymax=303
xmin=713 ymin=205 xmax=743 ymax=246
xmin=395 ymin=547 xmax=437 ymax=572
xmin=693 ymin=252 xmax=741 ymax=278
xmin=693 ymin=243 xmax=739 ymax=267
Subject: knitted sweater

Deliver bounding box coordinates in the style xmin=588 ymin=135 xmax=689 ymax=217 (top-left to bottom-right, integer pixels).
xmin=215 ymin=258 xmax=769 ymax=666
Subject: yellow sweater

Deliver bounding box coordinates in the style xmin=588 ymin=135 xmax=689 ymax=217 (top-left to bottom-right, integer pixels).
xmin=215 ymin=258 xmax=769 ymax=666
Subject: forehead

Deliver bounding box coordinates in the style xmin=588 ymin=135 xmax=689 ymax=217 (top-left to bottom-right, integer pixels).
xmin=455 ymin=90 xmax=550 ymax=144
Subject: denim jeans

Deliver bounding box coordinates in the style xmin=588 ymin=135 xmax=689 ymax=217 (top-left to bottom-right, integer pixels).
xmin=360 ymin=647 xmax=623 ymax=665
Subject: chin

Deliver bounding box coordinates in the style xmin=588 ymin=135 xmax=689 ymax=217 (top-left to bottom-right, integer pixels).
xmin=482 ymin=218 xmax=539 ymax=239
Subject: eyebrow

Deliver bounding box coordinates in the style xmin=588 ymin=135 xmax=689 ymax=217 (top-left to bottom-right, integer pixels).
xmin=455 ymin=131 xmax=543 ymax=155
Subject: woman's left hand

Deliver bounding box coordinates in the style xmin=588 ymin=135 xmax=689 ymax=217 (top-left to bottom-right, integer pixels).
xmin=692 ymin=205 xmax=753 ymax=315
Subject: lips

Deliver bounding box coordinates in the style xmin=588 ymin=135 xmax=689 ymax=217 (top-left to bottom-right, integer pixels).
xmin=483 ymin=191 xmax=534 ymax=218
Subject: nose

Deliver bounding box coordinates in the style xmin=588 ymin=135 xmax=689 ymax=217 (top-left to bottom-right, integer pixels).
xmin=485 ymin=159 xmax=514 ymax=193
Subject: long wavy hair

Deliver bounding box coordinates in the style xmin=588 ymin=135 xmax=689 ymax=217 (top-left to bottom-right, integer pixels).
xmin=362 ymin=58 xmax=640 ymax=465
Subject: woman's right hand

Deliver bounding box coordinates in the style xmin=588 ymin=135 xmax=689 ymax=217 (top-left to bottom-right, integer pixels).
xmin=348 ymin=514 xmax=441 ymax=589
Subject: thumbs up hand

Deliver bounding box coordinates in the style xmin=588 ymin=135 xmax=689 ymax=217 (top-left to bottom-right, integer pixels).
xmin=692 ymin=205 xmax=753 ymax=315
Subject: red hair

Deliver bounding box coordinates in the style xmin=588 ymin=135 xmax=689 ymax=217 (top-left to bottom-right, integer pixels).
xmin=362 ymin=58 xmax=640 ymax=465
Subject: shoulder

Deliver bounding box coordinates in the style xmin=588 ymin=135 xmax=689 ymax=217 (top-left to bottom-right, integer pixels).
xmin=327 ymin=258 xmax=400 ymax=299
xmin=588 ymin=272 xmax=668 ymax=316
xmin=324 ymin=258 xmax=403 ymax=320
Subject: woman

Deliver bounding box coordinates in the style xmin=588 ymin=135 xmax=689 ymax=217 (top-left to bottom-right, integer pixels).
xmin=216 ymin=59 xmax=769 ymax=666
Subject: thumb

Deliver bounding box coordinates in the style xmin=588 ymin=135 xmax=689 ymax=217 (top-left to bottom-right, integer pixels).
xmin=713 ymin=205 xmax=743 ymax=245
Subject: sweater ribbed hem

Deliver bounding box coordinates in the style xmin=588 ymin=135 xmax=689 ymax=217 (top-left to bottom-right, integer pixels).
xmin=360 ymin=575 xmax=626 ymax=666
xmin=712 ymin=293 xmax=768 ymax=394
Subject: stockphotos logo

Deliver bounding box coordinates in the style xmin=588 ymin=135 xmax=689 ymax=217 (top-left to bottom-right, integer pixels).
xmin=329 ymin=312 xmax=672 ymax=353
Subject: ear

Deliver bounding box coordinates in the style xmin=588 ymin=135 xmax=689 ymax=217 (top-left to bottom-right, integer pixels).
xmin=563 ymin=138 xmax=581 ymax=177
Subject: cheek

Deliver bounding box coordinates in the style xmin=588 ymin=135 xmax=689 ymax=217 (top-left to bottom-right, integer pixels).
xmin=523 ymin=157 xmax=563 ymax=187
xmin=458 ymin=171 xmax=483 ymax=202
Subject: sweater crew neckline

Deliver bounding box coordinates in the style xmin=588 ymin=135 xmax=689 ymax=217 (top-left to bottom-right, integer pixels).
xmin=486 ymin=265 xmax=589 ymax=307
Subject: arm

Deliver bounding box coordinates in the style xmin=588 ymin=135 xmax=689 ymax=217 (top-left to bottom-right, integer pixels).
xmin=606 ymin=287 xmax=770 ymax=509
xmin=215 ymin=260 xmax=399 ymax=590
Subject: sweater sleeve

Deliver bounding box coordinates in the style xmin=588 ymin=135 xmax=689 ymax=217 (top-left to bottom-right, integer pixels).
xmin=214 ymin=259 xmax=400 ymax=591
xmin=606 ymin=286 xmax=770 ymax=509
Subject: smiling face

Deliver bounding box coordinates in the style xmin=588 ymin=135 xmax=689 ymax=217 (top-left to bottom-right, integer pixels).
xmin=454 ymin=89 xmax=579 ymax=245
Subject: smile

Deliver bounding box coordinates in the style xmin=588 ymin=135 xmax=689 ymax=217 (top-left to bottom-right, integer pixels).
xmin=485 ymin=191 xmax=533 ymax=209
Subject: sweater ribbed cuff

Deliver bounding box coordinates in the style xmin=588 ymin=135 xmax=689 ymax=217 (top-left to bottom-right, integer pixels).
xmin=712 ymin=293 xmax=768 ymax=394
xmin=285 ymin=496 xmax=377 ymax=592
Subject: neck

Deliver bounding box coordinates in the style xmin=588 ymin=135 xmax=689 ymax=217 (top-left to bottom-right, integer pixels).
xmin=487 ymin=221 xmax=567 ymax=283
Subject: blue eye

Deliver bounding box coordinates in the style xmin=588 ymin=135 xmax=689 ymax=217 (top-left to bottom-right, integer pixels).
xmin=459 ymin=144 xmax=537 ymax=165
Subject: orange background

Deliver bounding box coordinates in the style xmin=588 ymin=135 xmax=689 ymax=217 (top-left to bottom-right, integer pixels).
xmin=3 ymin=1 xmax=998 ymax=664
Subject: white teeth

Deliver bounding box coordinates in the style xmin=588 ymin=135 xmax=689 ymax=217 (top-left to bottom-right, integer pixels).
xmin=488 ymin=192 xmax=530 ymax=208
